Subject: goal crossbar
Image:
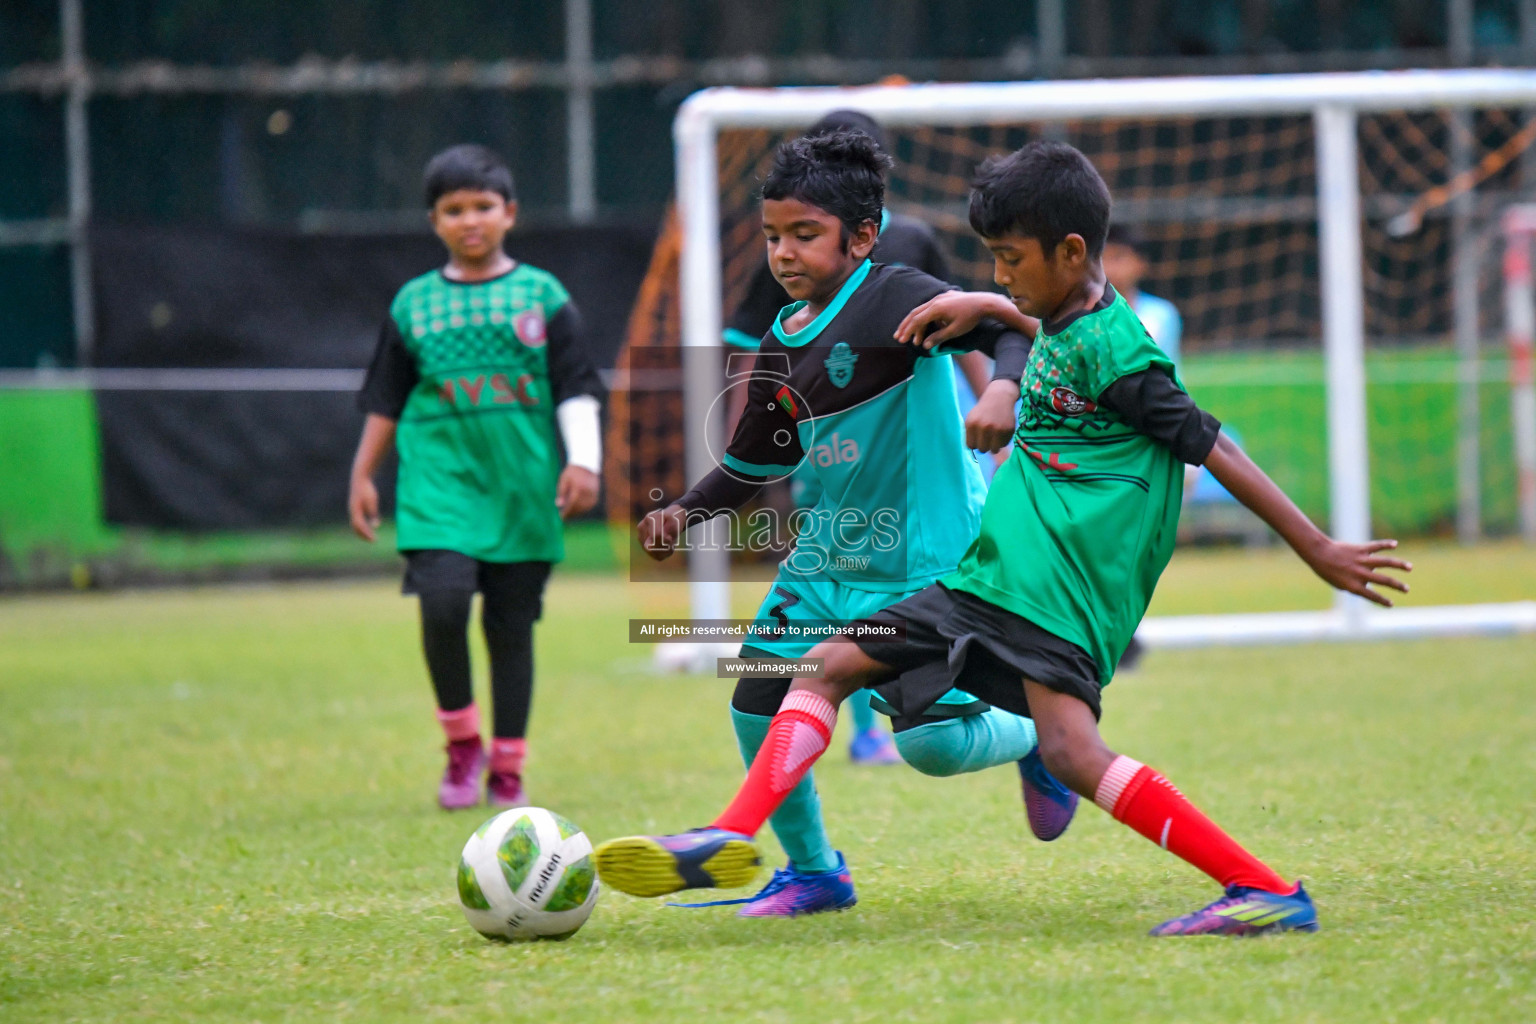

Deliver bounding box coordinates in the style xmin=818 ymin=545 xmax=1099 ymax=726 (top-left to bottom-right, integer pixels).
xmin=672 ymin=69 xmax=1536 ymax=652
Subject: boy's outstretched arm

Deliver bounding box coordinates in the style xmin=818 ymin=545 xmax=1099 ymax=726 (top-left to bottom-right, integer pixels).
xmin=1203 ymin=433 xmax=1412 ymax=606
xmin=894 ymin=290 xmax=1038 ymax=350
xmin=348 ymin=413 xmax=397 ymax=542
xmin=637 ymin=469 xmax=764 ymax=561
xmin=638 ymin=357 xmax=789 ymax=560
xmin=894 ymin=290 xmax=1036 ymax=452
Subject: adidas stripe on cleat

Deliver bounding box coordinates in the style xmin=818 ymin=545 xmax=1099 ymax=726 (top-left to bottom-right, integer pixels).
xmin=1149 ymin=883 xmax=1319 ymax=936
xmin=592 ymin=827 xmax=761 ymax=898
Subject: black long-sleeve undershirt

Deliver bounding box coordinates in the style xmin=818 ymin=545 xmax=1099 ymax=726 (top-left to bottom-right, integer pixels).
xmin=674 ymin=467 xmax=765 ymax=515
xmin=1097 ymin=368 xmax=1222 ymax=465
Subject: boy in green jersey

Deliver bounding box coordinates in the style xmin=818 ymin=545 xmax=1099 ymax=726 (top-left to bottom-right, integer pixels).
xmin=595 ymin=141 xmax=1413 ymax=937
xmin=349 ymin=145 xmax=604 ymax=810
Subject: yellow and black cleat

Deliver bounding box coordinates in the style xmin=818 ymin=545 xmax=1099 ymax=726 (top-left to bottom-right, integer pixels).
xmin=593 ymin=828 xmax=762 ymax=898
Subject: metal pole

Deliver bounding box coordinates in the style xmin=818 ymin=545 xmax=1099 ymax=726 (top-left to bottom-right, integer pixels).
xmin=1521 ymin=0 xmax=1536 ymax=195
xmin=675 ymin=104 xmax=730 ymax=623
xmin=1448 ymin=0 xmax=1474 ymax=65
xmin=1451 ymin=118 xmax=1483 ymax=542
xmin=1449 ymin=0 xmax=1482 ymax=543
xmin=564 ymin=0 xmax=596 ymax=222
xmin=1315 ymin=104 xmax=1372 ymax=623
xmin=61 ymin=0 xmax=93 ymax=365
xmin=1503 ymin=212 xmax=1536 ymax=542
xmin=1037 ymin=0 xmax=1066 ymax=79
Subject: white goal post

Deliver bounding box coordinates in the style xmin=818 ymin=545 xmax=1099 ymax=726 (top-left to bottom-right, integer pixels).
xmin=672 ymin=69 xmax=1536 ymax=649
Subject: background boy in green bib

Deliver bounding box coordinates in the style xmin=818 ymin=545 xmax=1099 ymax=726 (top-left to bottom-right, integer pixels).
xmin=349 ymin=145 xmax=604 ymax=811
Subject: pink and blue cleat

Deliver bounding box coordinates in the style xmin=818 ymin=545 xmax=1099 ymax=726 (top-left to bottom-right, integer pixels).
xmin=1017 ymin=748 xmax=1078 ymax=841
xmin=669 ymin=852 xmax=858 ymax=917
xmin=848 ymin=727 xmax=902 ymax=765
xmin=1150 ymin=883 xmax=1318 ymax=936
xmin=438 ymin=738 xmax=486 ymax=810
xmin=593 ymin=827 xmax=762 ymax=898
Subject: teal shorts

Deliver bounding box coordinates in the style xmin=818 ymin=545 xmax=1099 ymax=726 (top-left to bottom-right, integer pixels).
xmin=740 ymin=574 xmax=983 ymax=713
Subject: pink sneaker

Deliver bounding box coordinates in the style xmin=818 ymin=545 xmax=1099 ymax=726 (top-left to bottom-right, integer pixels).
xmin=486 ymin=770 xmax=527 ymax=808
xmin=439 ymin=738 xmax=486 ymax=810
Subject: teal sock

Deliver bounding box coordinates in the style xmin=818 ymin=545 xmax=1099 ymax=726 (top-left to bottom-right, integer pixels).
xmin=730 ymin=707 xmax=840 ymax=874
xmin=893 ymin=708 xmax=1039 ymax=778
xmin=847 ymin=687 xmax=877 ymax=735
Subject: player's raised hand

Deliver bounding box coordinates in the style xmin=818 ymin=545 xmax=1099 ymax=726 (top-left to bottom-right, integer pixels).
xmin=965 ymin=379 xmax=1020 ymax=452
xmin=556 ymin=466 xmax=601 ymax=522
xmin=1303 ymin=538 xmax=1412 ymax=607
xmin=895 ymin=292 xmax=992 ymax=350
xmin=637 ymin=504 xmax=687 ymax=561
xmin=348 ymin=475 xmax=381 ymax=542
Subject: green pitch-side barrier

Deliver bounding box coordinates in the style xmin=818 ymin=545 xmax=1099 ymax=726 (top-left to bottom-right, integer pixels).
xmin=0 ymin=350 xmax=1521 ymax=586
xmin=0 ymin=390 xmax=115 ymax=574
xmin=1183 ymin=348 xmax=1517 ymax=536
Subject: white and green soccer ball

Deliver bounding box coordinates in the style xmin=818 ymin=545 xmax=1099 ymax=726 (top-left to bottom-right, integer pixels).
xmin=456 ymin=807 xmax=599 ymax=941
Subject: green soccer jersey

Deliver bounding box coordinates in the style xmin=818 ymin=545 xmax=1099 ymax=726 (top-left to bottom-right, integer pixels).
xmin=945 ymin=288 xmax=1192 ymax=685
xmin=359 ymin=263 xmax=602 ymax=563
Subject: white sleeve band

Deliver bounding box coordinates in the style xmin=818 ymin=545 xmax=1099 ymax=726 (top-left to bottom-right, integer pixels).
xmin=556 ymin=394 xmax=602 ymax=474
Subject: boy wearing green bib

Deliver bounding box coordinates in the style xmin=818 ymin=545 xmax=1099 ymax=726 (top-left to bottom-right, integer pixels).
xmin=349 ymin=145 xmax=604 ymax=810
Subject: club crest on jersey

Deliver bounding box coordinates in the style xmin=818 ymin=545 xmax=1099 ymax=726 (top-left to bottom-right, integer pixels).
xmin=774 ymin=385 xmax=799 ymax=418
xmin=823 ymin=342 xmax=858 ymax=388
xmin=1049 ymin=386 xmax=1097 ymax=416
xmin=514 ymin=309 xmax=547 ymax=348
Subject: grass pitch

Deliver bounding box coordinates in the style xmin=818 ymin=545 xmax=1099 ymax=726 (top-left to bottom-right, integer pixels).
xmin=3 ymin=542 xmax=1534 ymax=1022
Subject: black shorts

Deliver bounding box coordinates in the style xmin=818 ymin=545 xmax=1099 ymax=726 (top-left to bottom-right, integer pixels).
xmin=730 ymin=670 xmax=990 ymax=734
xmin=853 ymin=584 xmax=1103 ymax=722
xmin=402 ymin=550 xmax=552 ymax=617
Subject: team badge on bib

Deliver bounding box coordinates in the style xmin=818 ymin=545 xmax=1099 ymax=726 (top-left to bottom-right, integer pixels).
xmin=1049 ymin=387 xmax=1097 ymax=415
xmin=824 ymin=342 xmax=858 ymax=388
xmin=514 ymin=309 xmax=547 ymax=348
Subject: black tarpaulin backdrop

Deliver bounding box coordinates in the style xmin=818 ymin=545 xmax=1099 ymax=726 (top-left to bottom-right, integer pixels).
xmin=93 ymin=221 xmax=652 ymax=529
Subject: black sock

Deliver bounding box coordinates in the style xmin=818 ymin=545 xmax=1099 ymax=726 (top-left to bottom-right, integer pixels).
xmin=730 ymin=674 xmax=791 ymax=717
xmin=420 ymin=590 xmax=474 ymax=713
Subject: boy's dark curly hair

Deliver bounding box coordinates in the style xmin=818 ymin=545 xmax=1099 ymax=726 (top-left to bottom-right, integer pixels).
xmin=761 ymin=129 xmax=892 ymax=242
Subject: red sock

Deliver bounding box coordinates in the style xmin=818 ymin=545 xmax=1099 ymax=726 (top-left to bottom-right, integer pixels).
xmin=713 ymin=690 xmax=837 ymax=837
xmin=1095 ymin=756 xmax=1294 ymax=894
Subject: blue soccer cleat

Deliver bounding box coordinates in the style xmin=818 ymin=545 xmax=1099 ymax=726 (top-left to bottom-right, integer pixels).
xmin=1017 ymin=748 xmax=1078 ymax=841
xmin=1149 ymin=883 xmax=1319 ymax=936
xmin=668 ymin=851 xmax=858 ymax=917
xmin=592 ymin=827 xmax=761 ymax=898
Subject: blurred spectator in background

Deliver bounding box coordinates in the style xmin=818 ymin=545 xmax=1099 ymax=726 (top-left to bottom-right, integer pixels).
xmin=1104 ymin=224 xmax=1182 ymax=365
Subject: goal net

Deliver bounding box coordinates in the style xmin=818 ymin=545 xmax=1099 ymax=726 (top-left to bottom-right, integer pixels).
xmin=608 ymin=71 xmax=1536 ymax=646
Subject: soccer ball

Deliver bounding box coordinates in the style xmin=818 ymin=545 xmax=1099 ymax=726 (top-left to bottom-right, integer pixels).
xmin=456 ymin=807 xmax=600 ymax=941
